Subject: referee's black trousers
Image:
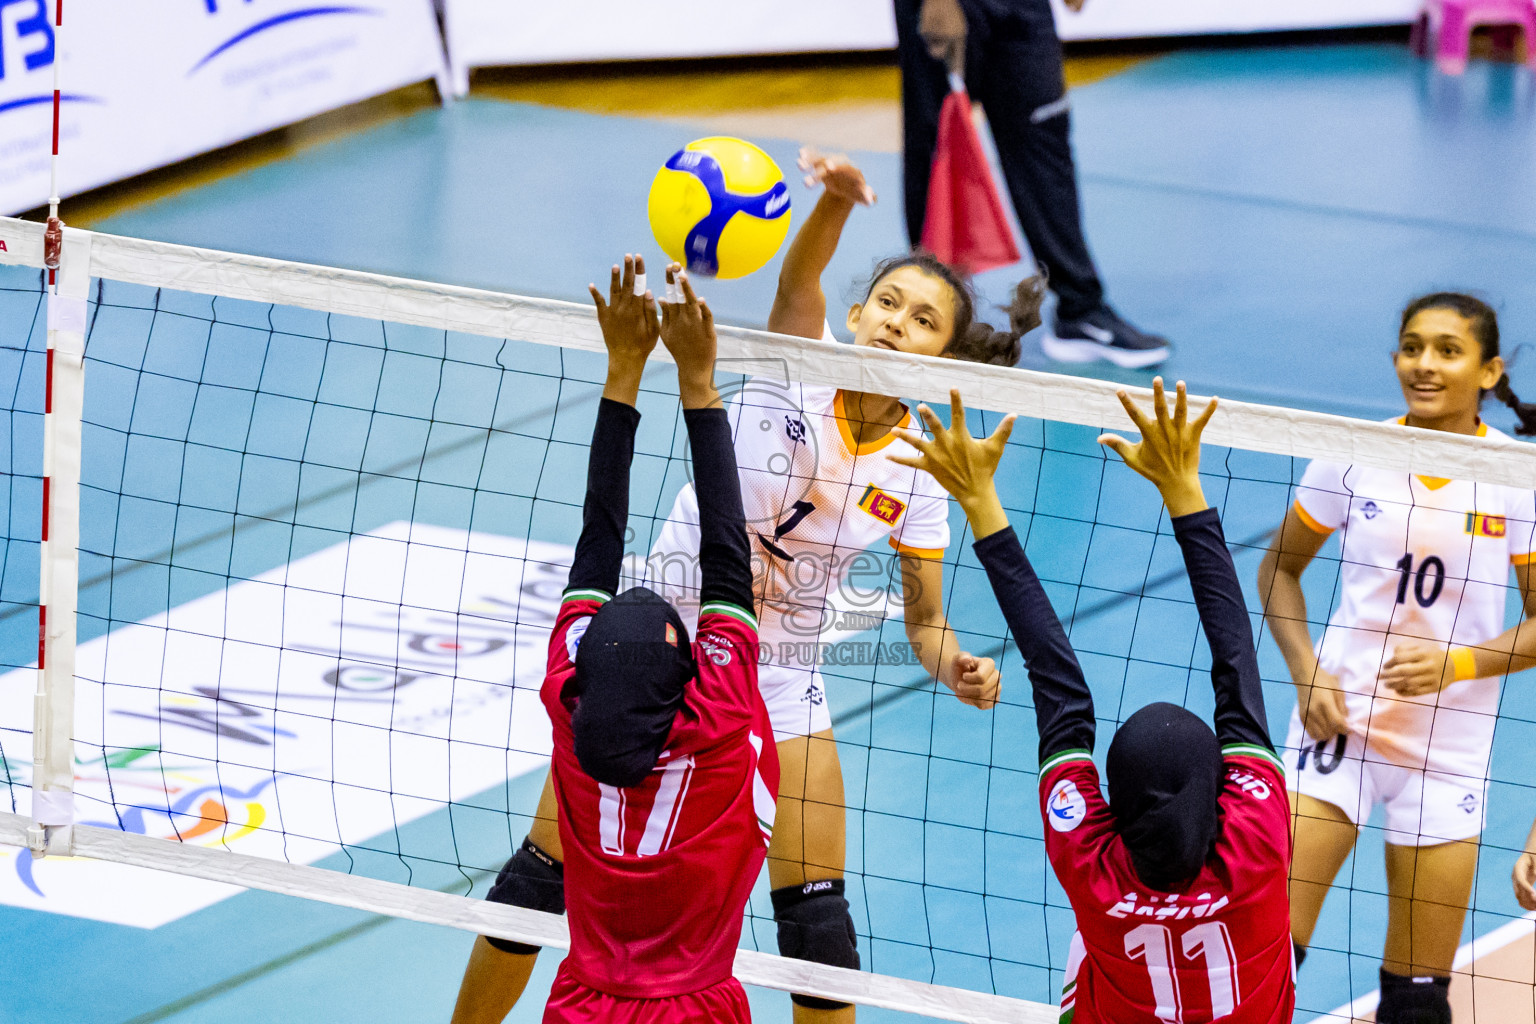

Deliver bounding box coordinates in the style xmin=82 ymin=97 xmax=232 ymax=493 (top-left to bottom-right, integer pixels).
xmin=895 ymin=0 xmax=1105 ymax=320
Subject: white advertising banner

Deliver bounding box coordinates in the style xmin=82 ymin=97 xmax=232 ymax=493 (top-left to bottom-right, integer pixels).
xmin=0 ymin=522 xmax=564 ymax=927
xmin=442 ymin=0 xmax=1419 ymax=89
xmin=1052 ymin=0 xmax=1418 ymax=39
xmin=0 ymin=0 xmax=448 ymax=215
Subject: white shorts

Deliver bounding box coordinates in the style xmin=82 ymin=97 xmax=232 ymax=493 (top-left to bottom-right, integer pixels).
xmin=1281 ymin=710 xmax=1488 ymax=846
xmin=758 ymin=658 xmax=832 ymax=742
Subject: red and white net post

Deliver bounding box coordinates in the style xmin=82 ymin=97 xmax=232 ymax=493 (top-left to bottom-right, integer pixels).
xmin=28 ymin=0 xmax=88 ymax=859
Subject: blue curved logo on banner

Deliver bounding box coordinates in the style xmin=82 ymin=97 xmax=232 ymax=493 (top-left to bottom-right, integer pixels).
xmin=0 ymin=93 xmax=102 ymax=116
xmin=190 ymin=5 xmax=381 ymax=76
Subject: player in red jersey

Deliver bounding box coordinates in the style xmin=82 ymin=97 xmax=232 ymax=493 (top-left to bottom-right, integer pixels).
xmin=891 ymin=380 xmax=1293 ymax=1024
xmin=450 ymin=256 xmax=779 ymax=1024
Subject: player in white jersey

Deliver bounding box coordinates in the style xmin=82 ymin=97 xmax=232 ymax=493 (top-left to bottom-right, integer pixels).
xmin=1257 ymin=293 xmax=1536 ymax=1024
xmin=645 ymin=323 xmax=957 ymax=737
xmin=638 ymin=151 xmax=1045 ymax=1021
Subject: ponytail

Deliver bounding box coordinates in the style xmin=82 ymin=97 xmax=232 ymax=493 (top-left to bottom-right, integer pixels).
xmin=944 ymin=276 xmax=1047 ymax=367
xmin=860 ymin=249 xmax=1045 ymax=368
xmin=1493 ymin=374 xmax=1536 ymax=436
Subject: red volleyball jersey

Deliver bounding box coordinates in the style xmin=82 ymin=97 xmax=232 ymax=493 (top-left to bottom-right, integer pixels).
xmin=542 ymin=593 xmax=779 ymax=999
xmin=1042 ymin=745 xmax=1293 ymax=1024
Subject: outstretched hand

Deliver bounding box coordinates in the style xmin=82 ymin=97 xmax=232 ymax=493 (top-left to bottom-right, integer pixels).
xmin=889 ymin=388 xmax=1015 ymax=540
xmin=657 ymin=263 xmax=720 ymax=409
xmin=589 ymin=254 xmax=658 ymax=405
xmin=798 ymin=148 xmax=875 ymax=206
xmin=1098 ymin=377 xmax=1215 ymax=518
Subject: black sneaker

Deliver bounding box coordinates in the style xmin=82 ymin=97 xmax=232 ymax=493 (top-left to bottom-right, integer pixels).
xmin=1043 ymin=306 xmax=1171 ymax=369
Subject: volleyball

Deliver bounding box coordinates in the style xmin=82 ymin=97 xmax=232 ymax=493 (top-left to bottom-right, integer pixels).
xmin=647 ymin=136 xmax=792 ymax=279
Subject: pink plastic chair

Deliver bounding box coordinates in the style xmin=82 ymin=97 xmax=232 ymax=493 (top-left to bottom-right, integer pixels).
xmin=1412 ymin=0 xmax=1536 ymax=74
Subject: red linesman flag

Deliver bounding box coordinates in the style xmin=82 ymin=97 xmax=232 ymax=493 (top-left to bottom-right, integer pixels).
xmin=921 ymin=76 xmax=1021 ymax=275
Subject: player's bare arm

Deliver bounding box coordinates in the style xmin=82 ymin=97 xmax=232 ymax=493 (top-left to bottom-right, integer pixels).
xmin=768 ymin=150 xmax=874 ymax=341
xmin=1257 ymin=506 xmax=1348 ymax=741
xmin=1516 ymin=817 xmax=1536 ymax=912
xmin=901 ymin=554 xmax=1000 ymax=709
xmin=889 ymin=389 xmax=1014 ymax=709
xmin=1382 ymin=560 xmax=1536 ymax=696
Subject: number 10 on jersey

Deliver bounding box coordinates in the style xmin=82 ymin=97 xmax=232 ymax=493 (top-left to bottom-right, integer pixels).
xmin=1395 ymin=552 xmax=1445 ymax=608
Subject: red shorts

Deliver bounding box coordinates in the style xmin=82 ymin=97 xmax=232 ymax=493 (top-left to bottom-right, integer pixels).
xmin=542 ymin=969 xmax=750 ymax=1024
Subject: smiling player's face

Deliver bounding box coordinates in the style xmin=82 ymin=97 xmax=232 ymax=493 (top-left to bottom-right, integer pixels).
xmin=846 ymin=266 xmax=957 ymax=359
xmin=1393 ymin=308 xmax=1502 ymax=430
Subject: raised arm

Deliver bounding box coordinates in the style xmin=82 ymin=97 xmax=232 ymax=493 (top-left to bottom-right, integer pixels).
xmin=1098 ymin=379 xmax=1272 ymax=751
xmin=658 ymin=266 xmax=754 ymax=614
xmin=1381 ymin=562 xmax=1536 ymax=698
xmin=767 ymin=150 xmax=875 ymax=341
xmin=567 ymin=256 xmax=659 ymax=596
xmin=890 ymin=391 xmax=1096 ymax=762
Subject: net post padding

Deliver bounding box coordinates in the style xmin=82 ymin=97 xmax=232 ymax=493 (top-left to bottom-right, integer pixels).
xmin=0 ymin=811 xmax=1055 ymax=1023
xmin=5 ymin=217 xmax=1524 ymax=488
xmin=28 ymin=225 xmax=89 ymax=856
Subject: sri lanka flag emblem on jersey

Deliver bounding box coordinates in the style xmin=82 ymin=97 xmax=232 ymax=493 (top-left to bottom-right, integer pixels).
xmin=857 ymin=484 xmax=906 ymax=525
xmin=1466 ymin=512 xmax=1507 ymax=538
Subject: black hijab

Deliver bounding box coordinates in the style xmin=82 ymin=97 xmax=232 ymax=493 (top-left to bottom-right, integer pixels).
xmin=569 ymin=587 xmax=696 ymax=789
xmin=1106 ymin=701 xmax=1224 ymax=891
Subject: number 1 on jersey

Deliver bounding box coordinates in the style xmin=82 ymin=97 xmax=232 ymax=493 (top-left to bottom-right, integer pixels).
xmin=757 ymin=500 xmax=815 ymax=562
xmin=1125 ymin=921 xmax=1239 ymax=1023
xmin=1125 ymin=923 xmax=1181 ymax=1022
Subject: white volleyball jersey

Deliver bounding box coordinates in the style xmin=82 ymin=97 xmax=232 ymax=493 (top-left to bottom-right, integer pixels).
xmin=1293 ymin=420 xmax=1536 ymax=777
xmin=646 ymin=374 xmax=951 ymax=653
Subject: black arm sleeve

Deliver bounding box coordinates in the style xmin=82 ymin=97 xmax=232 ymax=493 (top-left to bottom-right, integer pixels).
xmin=973 ymin=527 xmax=1096 ymax=762
xmin=1170 ymin=507 xmax=1273 ymax=751
xmin=565 ymin=398 xmax=639 ymax=596
xmin=684 ymin=406 xmax=755 ymax=613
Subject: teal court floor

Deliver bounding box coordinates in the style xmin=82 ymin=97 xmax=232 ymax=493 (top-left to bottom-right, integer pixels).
xmin=2 ymin=38 xmax=1536 ymax=1023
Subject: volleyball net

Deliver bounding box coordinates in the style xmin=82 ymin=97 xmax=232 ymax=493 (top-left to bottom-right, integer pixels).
xmin=4 ymin=216 xmax=1536 ymax=1021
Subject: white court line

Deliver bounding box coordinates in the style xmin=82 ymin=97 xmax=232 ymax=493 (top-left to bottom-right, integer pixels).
xmin=1311 ymin=911 xmax=1536 ymax=1023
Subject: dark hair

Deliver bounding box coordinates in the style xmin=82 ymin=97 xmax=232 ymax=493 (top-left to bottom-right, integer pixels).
xmin=1399 ymin=292 xmax=1536 ymax=436
xmin=862 ymin=250 xmax=1045 ymax=367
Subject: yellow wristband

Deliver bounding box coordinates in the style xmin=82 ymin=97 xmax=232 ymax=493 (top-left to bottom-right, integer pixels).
xmin=1450 ymin=646 xmax=1478 ymax=683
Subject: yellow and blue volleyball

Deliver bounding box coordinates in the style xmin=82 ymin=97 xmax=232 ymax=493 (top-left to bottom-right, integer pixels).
xmin=647 ymin=137 xmax=792 ymax=279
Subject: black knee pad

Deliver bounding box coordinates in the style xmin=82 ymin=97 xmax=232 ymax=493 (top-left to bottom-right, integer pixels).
xmin=1376 ymin=968 xmax=1451 ymax=1024
xmin=771 ymin=879 xmax=860 ymax=1011
xmin=483 ymin=838 xmax=564 ymax=955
